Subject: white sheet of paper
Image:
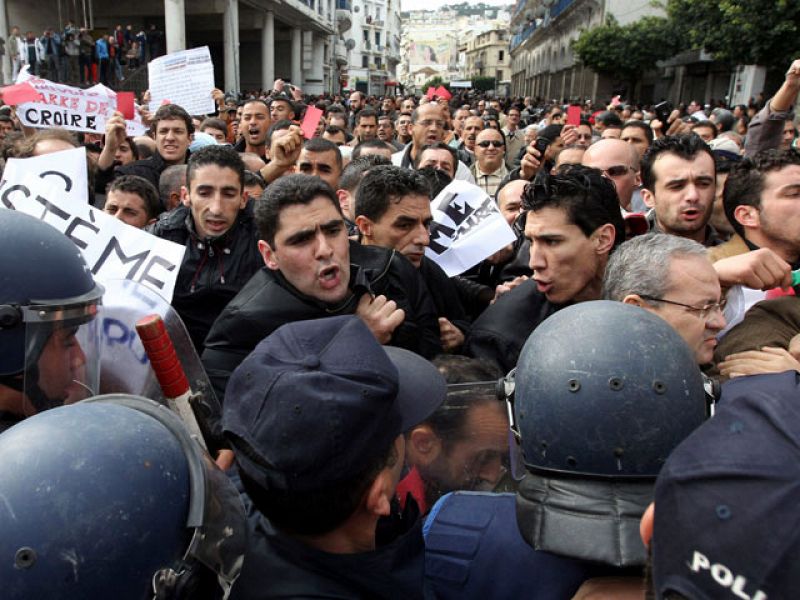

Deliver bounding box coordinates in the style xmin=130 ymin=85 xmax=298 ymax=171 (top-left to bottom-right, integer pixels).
xmin=148 ymin=46 xmax=215 ymax=115
xmin=425 ymin=179 xmax=517 ymax=277
xmin=0 ymin=152 xmax=185 ymax=301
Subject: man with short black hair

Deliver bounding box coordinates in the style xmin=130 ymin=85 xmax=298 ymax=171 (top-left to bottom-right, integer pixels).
xmin=149 ymin=145 xmax=262 ymax=353
xmin=415 ymin=142 xmax=457 ymax=179
xmin=466 ymin=166 xmax=624 ymax=371
xmin=103 ymin=175 xmax=160 ymax=229
xmin=378 ymin=113 xmax=404 ymax=150
xmin=350 ymin=108 xmax=379 ymax=146
xmin=641 ymin=134 xmax=720 ymax=246
xmin=269 ymin=95 xmax=295 ymax=123
xmin=235 ymin=99 xmax=271 ymax=159
xmin=296 ymin=137 xmax=343 ymax=190
xmin=355 ymin=165 xmax=471 ymax=352
xmin=115 ymin=104 xmax=194 ymax=189
xmin=224 ymin=315 xmax=446 ymax=599
xmin=203 ymin=174 xmax=442 ymax=401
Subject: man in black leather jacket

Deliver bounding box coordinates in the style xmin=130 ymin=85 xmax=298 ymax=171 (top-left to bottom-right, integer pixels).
xmin=148 ymin=145 xmax=262 ymax=354
xmin=202 ymin=174 xmax=442 ymax=403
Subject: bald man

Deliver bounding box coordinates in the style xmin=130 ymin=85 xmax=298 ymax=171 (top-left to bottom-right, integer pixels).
xmin=582 ymin=139 xmax=641 ymax=213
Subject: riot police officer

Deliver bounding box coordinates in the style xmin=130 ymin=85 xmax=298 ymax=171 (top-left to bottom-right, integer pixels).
xmin=0 ymin=210 xmax=103 ymax=432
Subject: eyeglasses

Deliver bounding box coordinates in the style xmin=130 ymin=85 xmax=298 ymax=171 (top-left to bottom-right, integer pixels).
xmin=417 ymin=119 xmax=446 ymax=128
xmin=477 ymin=140 xmax=505 ymax=148
xmin=601 ymin=165 xmax=633 ymax=177
xmin=638 ymin=295 xmax=727 ymax=319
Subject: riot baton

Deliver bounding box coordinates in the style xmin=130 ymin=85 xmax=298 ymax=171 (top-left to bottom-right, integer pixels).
xmin=136 ymin=314 xmax=224 ymax=453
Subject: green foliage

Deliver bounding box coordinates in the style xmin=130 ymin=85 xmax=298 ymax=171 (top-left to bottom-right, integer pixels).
xmin=421 ymin=76 xmax=447 ymax=91
xmin=572 ymin=15 xmax=685 ymax=82
xmin=471 ymin=76 xmax=496 ymax=91
xmin=666 ymin=0 xmax=800 ymax=67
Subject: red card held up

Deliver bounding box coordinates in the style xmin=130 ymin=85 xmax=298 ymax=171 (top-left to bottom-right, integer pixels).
xmin=435 ymin=86 xmax=452 ymax=101
xmin=300 ymin=105 xmax=323 ymax=139
xmin=426 ymin=87 xmax=436 ymax=100
xmin=1 ymin=82 xmax=42 ymax=105
xmin=567 ymin=105 xmax=582 ymax=126
xmin=116 ymin=92 xmax=136 ymax=119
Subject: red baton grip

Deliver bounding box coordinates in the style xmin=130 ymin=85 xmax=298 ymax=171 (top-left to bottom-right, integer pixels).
xmin=136 ymin=315 xmax=191 ymax=398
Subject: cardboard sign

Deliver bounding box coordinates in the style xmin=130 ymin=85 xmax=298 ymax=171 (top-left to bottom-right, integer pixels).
xmin=425 ymin=180 xmax=516 ymax=277
xmin=148 ymin=47 xmax=215 ymax=115
xmin=0 ymin=149 xmax=185 ymax=301
xmin=301 ymin=105 xmax=323 ymax=139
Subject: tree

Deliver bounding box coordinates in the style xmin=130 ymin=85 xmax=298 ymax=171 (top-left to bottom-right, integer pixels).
xmin=666 ymin=0 xmax=800 ymax=68
xmin=421 ymin=76 xmax=446 ymax=91
xmin=471 ymin=76 xmax=495 ymax=92
xmin=572 ymin=15 xmax=686 ymax=100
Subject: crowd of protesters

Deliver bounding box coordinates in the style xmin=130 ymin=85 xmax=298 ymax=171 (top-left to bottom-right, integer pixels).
xmin=0 ymin=35 xmax=799 ymax=598
xmin=3 ymin=21 xmax=164 ymax=86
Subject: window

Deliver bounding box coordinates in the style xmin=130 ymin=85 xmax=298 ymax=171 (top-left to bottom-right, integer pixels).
xmin=375 ymin=58 xmax=382 ymax=68
xmin=375 ymin=32 xmax=381 ymax=45
xmin=499 ymin=50 xmax=504 ymax=61
xmin=362 ymin=55 xmax=369 ymax=68
xmin=363 ymin=29 xmax=369 ymax=41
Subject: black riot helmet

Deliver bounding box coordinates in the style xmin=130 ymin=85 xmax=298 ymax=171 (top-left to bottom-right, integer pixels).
xmin=506 ymin=301 xmax=707 ymax=567
xmin=0 ymin=394 xmax=247 ymax=599
xmin=0 ymin=210 xmax=103 ymax=419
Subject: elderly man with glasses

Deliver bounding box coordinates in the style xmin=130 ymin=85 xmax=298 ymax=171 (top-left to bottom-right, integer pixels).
xmin=391 ymin=103 xmax=476 ymax=184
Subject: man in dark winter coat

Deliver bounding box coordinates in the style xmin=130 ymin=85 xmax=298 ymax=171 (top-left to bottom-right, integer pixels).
xmin=202 ymin=174 xmax=442 ymax=403
xmin=148 ymin=145 xmax=262 ymax=353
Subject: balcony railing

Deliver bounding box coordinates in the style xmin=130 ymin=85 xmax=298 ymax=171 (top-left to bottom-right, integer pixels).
xmin=550 ymin=0 xmax=575 ymax=20
xmin=510 ymin=21 xmax=537 ymax=52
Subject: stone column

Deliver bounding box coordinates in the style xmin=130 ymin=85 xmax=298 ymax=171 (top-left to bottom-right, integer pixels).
xmin=291 ymin=28 xmax=302 ymax=87
xmin=223 ymin=0 xmax=240 ymax=93
xmin=164 ymin=0 xmax=186 ymax=54
xmin=261 ymin=10 xmax=275 ymax=89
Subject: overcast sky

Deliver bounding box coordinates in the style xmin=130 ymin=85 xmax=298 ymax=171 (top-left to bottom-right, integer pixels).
xmin=400 ymin=0 xmax=513 ymax=12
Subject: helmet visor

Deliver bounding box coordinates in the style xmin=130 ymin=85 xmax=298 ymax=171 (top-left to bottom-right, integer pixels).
xmin=22 ymin=298 xmax=101 ymax=415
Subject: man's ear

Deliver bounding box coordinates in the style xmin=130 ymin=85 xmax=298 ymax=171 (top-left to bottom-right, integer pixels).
xmin=364 ymin=469 xmax=395 ymax=518
xmin=633 ymin=169 xmax=642 ymax=187
xmin=621 ymin=293 xmax=646 ymax=307
xmin=180 ymin=185 xmax=191 ymax=207
xmin=240 ymin=189 xmax=249 ymax=210
xmin=405 ymin=425 xmax=442 ymax=468
xmin=733 ymin=204 xmax=760 ymax=230
xmin=336 ymin=189 xmax=351 ymax=214
xmin=355 ymin=215 xmax=373 ymax=238
xmin=640 ymin=502 xmax=655 ymax=548
xmin=641 ymin=187 xmax=655 ymax=209
xmin=257 ymin=239 xmax=279 ymax=270
xmin=592 ymin=223 xmax=616 ymax=254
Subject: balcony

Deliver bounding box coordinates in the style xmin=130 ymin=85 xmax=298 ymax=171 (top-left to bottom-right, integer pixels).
xmin=336 ymin=0 xmax=352 ymax=33
xmin=334 ymin=40 xmax=348 ymax=66
xmin=510 ymin=21 xmax=537 ymax=52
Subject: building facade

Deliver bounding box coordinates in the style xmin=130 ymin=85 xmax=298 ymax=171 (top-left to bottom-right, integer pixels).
xmin=463 ymin=28 xmax=511 ymax=89
xmin=341 ymin=0 xmax=401 ymax=96
xmin=2 ymin=0 xmax=346 ymax=94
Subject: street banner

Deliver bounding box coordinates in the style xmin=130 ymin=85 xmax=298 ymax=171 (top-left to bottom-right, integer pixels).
xmin=0 ymin=148 xmax=185 ymax=301
xmin=148 ymin=46 xmax=215 ymax=115
xmin=425 ymin=180 xmax=516 ymax=277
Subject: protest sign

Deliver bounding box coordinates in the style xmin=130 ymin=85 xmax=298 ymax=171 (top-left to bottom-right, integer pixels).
xmin=148 ymin=47 xmax=215 ymax=115
xmin=0 ymin=149 xmax=185 ymax=301
xmin=425 ymin=180 xmax=516 ymax=277
xmin=13 ymin=77 xmax=146 ymax=136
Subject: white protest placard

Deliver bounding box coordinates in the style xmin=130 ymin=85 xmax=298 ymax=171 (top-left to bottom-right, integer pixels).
xmin=148 ymin=46 xmax=215 ymax=115
xmin=15 ymin=77 xmax=147 ymax=135
xmin=0 ymin=150 xmax=185 ymax=301
xmin=3 ymin=146 xmax=89 ymax=207
xmin=425 ymin=179 xmax=517 ymax=277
